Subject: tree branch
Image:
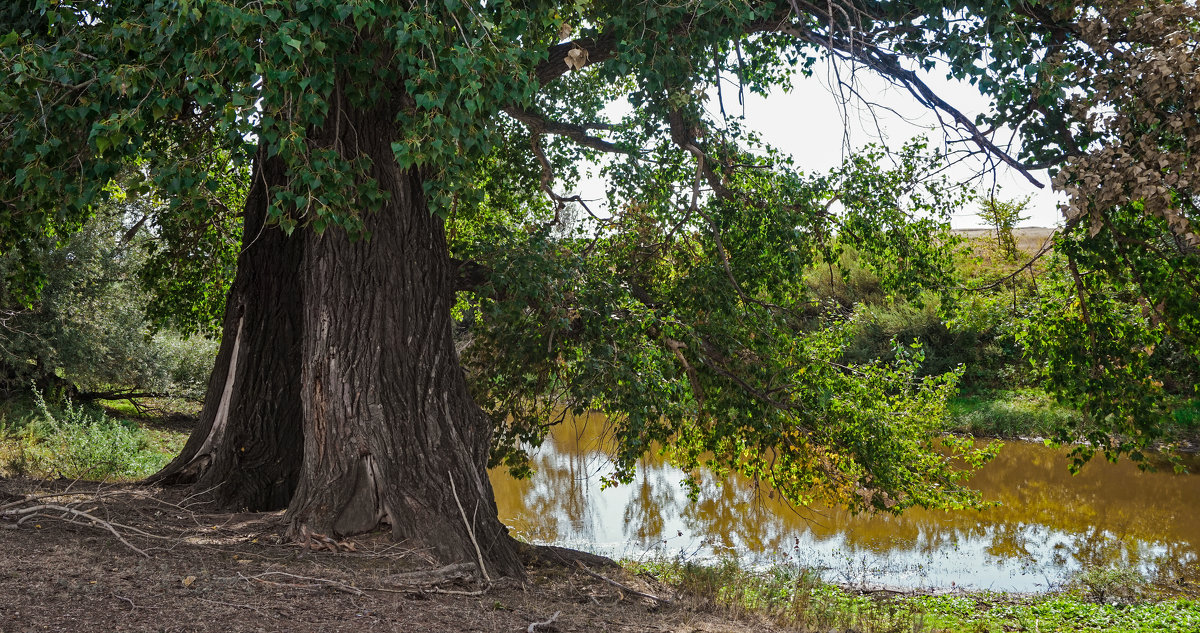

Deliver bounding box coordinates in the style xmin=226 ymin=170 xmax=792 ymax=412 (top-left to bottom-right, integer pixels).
xmin=534 ymin=34 xmax=621 ymax=86
xmin=776 ymin=23 xmax=1048 ymax=187
xmin=503 ymin=106 xmax=624 ymax=155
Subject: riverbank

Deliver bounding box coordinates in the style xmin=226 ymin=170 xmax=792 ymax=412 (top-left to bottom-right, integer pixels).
xmin=947 ymin=389 xmax=1200 ymax=453
xmin=0 ymin=477 xmax=753 ymax=633
xmin=624 ymin=557 xmax=1200 ymax=632
xmin=3 ymin=476 xmax=1197 ymax=633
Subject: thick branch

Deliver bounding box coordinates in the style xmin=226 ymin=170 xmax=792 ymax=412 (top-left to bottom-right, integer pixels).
xmin=503 ymin=107 xmax=624 ymax=154
xmin=534 ymin=34 xmax=621 ymax=86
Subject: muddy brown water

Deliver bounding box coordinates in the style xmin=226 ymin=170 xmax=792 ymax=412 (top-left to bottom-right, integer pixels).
xmin=490 ymin=414 xmax=1200 ymax=592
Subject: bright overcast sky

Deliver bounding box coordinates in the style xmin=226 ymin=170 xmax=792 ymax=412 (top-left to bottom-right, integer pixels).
xmin=573 ymin=61 xmax=1065 ymax=230
xmin=735 ymin=62 xmax=1064 ymax=229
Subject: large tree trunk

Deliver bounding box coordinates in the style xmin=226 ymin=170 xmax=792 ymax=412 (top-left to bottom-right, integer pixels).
xmin=152 ymin=94 xmax=523 ymax=577
xmin=147 ymin=154 xmax=305 ymax=511
xmin=284 ymin=97 xmax=523 ymax=578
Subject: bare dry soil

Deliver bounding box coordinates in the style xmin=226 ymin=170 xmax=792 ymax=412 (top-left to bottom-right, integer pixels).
xmin=0 ymin=477 xmax=767 ymax=633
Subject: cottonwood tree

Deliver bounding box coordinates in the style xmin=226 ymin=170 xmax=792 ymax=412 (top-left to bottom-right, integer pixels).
xmin=2 ymin=0 xmax=1198 ymax=576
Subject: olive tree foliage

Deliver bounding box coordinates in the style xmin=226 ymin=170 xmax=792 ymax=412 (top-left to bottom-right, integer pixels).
xmin=0 ymin=0 xmax=1197 ymax=514
xmin=0 ymin=198 xmax=219 ymax=400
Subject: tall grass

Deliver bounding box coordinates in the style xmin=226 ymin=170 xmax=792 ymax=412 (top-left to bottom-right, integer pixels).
xmin=627 ymin=558 xmax=923 ymax=632
xmin=0 ymin=386 xmax=174 ymax=480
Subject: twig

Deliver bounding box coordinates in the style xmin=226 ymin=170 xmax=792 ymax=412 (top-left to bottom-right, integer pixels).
xmin=237 ymin=571 xmax=364 ymax=596
xmin=448 ymin=471 xmax=492 ymax=585
xmin=4 ymin=504 xmax=149 ymax=557
xmin=427 ymin=586 xmax=490 ymax=596
xmin=192 ymin=596 xmax=277 ymax=619
xmin=574 ymin=561 xmax=672 ymax=605
xmin=111 ymin=592 xmax=138 ymax=612
xmin=527 ymin=610 xmax=562 ymax=633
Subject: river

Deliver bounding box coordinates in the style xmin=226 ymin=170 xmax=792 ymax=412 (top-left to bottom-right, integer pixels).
xmin=490 ymin=413 xmax=1200 ymax=592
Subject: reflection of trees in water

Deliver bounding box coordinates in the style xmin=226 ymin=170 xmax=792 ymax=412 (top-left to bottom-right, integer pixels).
xmin=492 ymin=416 xmax=1200 ymax=582
xmin=677 ymin=465 xmax=798 ymax=555
xmin=621 ymin=467 xmax=676 ymax=546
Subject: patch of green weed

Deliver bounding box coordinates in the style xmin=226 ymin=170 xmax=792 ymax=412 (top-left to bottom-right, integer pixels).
xmin=0 ymin=387 xmax=175 ymax=480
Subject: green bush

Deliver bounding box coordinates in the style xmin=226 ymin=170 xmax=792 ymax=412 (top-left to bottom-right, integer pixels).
xmin=0 ymin=203 xmax=217 ymax=400
xmin=1071 ymin=565 xmax=1149 ymax=605
xmin=3 ymin=387 xmax=170 ymax=480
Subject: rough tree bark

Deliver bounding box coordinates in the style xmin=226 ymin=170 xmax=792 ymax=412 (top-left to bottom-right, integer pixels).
xmin=152 ymin=91 xmax=524 ymax=577
xmin=146 ymin=154 xmax=305 ymax=511
xmin=282 ymin=94 xmax=523 ymax=577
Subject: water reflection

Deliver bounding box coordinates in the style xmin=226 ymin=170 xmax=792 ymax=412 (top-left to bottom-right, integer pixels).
xmin=490 ymin=414 xmax=1200 ymax=591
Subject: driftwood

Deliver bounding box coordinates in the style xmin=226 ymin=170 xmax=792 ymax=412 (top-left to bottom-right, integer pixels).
xmin=383 ymin=562 xmax=477 ymax=587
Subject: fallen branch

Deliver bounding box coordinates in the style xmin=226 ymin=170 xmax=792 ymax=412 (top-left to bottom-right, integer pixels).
xmin=575 ymin=561 xmax=672 ymax=605
xmin=3 ymin=503 xmax=150 ymax=557
xmin=527 ymin=610 xmax=562 ymax=633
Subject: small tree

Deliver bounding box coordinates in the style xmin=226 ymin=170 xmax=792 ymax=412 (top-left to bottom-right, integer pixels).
xmin=978 ymin=196 xmax=1031 ymax=261
xmin=0 ymin=201 xmax=216 ymax=401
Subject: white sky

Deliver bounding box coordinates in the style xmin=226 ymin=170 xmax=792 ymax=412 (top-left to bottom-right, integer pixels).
xmin=735 ymin=63 xmax=1064 ymax=229
xmin=572 ymin=61 xmax=1064 ymax=230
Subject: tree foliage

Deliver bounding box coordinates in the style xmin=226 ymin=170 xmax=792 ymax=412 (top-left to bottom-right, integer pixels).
xmin=0 ymin=198 xmax=218 ymax=400
xmin=978 ymin=196 xmax=1031 ymax=261
xmin=2 ymin=0 xmax=1199 ymax=518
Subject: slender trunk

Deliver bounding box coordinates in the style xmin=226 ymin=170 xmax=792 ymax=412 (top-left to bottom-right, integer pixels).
xmin=284 ymin=97 xmax=522 ymax=577
xmin=147 ymin=154 xmax=305 ymax=511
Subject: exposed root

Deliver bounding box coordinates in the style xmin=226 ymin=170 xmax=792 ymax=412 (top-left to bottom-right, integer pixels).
xmin=294 ymin=524 xmax=358 ymax=552
xmin=574 ymin=561 xmax=672 ymax=605
xmin=520 ymin=542 xmax=619 ymax=569
xmin=384 ymin=562 xmax=477 ymax=587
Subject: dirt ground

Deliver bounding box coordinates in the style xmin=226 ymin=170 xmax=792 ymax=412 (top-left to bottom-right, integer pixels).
xmin=0 ymin=477 xmax=768 ymax=633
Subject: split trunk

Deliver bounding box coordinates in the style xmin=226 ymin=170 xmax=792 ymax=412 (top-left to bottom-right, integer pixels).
xmin=151 ymin=97 xmax=523 ymax=577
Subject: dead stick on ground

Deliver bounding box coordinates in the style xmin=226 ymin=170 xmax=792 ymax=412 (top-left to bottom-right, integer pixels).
xmin=575 ymin=561 xmax=671 ymax=605
xmin=448 ymin=471 xmax=492 ymax=585
xmin=238 ymin=571 xmax=364 ymax=596
xmin=111 ymin=592 xmax=138 ymax=612
xmin=527 ymin=610 xmax=562 ymax=633
xmin=3 ymin=504 xmax=149 ymax=558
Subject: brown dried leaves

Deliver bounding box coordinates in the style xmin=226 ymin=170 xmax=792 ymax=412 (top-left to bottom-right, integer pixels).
xmin=1053 ymin=0 xmax=1200 ymax=248
xmin=564 ymin=46 xmax=589 ymax=71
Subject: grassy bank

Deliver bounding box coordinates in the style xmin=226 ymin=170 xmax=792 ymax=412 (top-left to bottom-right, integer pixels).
xmin=948 ymin=389 xmax=1200 ymax=449
xmin=0 ymin=392 xmax=190 ymax=480
xmin=948 ymin=389 xmax=1082 ymax=439
xmin=625 ymin=557 xmax=1200 ymax=633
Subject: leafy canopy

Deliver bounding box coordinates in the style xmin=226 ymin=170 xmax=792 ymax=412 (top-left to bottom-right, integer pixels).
xmin=3 ymin=1 xmax=1199 ymax=508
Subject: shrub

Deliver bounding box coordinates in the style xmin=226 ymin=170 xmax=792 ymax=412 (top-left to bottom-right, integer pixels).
xmin=0 ymin=203 xmax=218 ymax=400
xmin=3 ymin=386 xmax=169 ymax=480
xmin=1071 ymin=565 xmax=1148 ymax=605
